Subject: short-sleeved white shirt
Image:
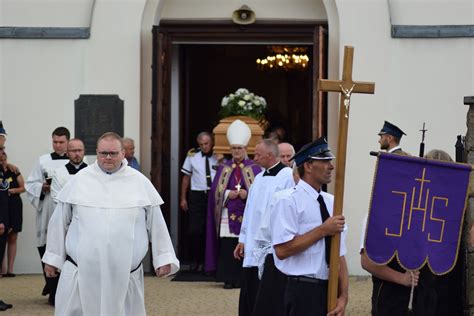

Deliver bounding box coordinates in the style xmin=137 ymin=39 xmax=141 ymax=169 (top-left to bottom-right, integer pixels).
xmin=359 ymin=213 xmax=369 ymax=252
xmin=271 ymin=179 xmax=347 ymax=280
xmin=181 ymin=150 xmax=218 ymax=191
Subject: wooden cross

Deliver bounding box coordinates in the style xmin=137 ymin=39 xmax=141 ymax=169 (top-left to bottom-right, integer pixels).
xmin=318 ymin=46 xmax=375 ymax=311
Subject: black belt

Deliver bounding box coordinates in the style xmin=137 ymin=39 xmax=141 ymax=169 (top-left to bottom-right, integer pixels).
xmin=287 ymin=276 xmax=328 ymax=285
xmin=66 ymin=255 xmax=142 ymax=273
xmin=191 ymin=190 xmax=209 ymax=194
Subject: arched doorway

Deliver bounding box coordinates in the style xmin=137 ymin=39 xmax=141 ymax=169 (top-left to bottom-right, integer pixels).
xmin=151 ymin=22 xmax=328 ymax=262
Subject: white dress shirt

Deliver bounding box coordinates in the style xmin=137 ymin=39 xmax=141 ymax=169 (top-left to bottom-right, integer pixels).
xmin=271 ymin=179 xmax=347 ymax=280
xmin=181 ymin=150 xmax=218 ymax=191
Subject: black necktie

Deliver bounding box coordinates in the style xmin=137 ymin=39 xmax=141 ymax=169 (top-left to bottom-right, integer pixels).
xmin=317 ymin=194 xmax=331 ymax=266
xmin=205 ymin=156 xmax=212 ymax=189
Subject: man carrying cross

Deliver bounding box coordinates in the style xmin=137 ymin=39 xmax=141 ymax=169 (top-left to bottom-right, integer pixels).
xmin=271 ymin=138 xmax=348 ymax=316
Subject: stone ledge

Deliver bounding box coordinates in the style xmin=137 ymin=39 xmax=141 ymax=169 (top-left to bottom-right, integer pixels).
xmin=0 ymin=27 xmax=90 ymax=39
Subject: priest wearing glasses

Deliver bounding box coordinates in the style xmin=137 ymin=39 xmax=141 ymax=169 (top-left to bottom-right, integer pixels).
xmin=42 ymin=132 xmax=179 ymax=315
xmin=205 ymin=120 xmax=262 ymax=289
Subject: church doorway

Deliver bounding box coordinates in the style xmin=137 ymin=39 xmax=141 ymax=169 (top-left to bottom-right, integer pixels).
xmin=151 ymin=22 xmax=328 ymax=262
xmin=181 ymin=44 xmax=314 ymax=151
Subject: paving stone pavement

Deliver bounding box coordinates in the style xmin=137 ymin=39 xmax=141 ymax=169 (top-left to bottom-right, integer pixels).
xmin=0 ymin=274 xmax=372 ymax=315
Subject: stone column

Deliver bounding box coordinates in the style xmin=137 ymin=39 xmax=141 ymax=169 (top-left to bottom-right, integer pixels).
xmin=464 ymin=95 xmax=474 ymax=315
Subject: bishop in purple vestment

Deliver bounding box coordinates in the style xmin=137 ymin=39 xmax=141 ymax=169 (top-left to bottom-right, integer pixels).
xmin=204 ymin=119 xmax=262 ymax=289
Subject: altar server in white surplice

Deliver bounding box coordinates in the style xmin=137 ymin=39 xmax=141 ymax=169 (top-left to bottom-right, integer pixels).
xmin=42 ymin=132 xmax=179 ymax=316
xmin=234 ymin=139 xmax=294 ymax=316
xmin=26 ymin=126 xmax=70 ymax=305
xmin=50 ymin=138 xmax=88 ymax=204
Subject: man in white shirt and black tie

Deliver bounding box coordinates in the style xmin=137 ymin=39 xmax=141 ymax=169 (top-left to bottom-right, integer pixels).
xmin=271 ymin=137 xmax=348 ymax=316
xmin=180 ymin=132 xmax=218 ymax=271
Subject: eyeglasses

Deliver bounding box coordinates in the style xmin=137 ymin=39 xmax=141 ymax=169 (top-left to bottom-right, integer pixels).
xmin=98 ymin=151 xmax=120 ymax=158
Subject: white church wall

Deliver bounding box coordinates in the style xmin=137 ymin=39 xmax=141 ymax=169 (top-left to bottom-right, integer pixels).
xmin=1 ymin=41 xmax=86 ymax=273
xmin=159 ymin=0 xmax=327 ymax=22
xmin=323 ymin=0 xmax=341 ymax=195
xmin=330 ymin=0 xmax=473 ymax=275
xmin=139 ymin=0 xmax=162 ymax=180
xmin=389 ymin=0 xmax=474 ymax=25
xmin=0 ymin=0 xmax=95 ymax=27
xmin=0 ymin=0 xmax=146 ymax=273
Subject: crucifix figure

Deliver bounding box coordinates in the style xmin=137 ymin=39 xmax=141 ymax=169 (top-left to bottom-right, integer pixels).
xmin=318 ymin=46 xmax=376 ymax=311
xmin=339 ymin=84 xmax=355 ymax=118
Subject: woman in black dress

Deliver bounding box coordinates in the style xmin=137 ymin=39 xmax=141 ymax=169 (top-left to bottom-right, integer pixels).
xmin=0 ymin=152 xmax=25 ymax=277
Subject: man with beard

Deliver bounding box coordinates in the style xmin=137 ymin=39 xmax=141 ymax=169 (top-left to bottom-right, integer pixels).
xmin=51 ymin=138 xmax=88 ymax=202
xmin=377 ymin=121 xmax=408 ymax=154
xmin=360 ymin=121 xmax=420 ymax=315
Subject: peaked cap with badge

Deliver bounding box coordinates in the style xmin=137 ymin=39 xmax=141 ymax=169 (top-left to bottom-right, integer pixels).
xmin=291 ymin=137 xmax=335 ymax=167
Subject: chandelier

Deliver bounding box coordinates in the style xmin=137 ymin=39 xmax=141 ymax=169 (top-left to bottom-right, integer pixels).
xmin=256 ymin=46 xmax=310 ymax=71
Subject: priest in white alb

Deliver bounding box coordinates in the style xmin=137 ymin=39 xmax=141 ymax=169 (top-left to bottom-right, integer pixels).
xmin=42 ymin=132 xmax=179 ymax=316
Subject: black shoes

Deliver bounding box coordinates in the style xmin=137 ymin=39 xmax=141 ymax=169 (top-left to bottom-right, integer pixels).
xmin=41 ymin=284 xmax=49 ymax=296
xmin=2 ymin=273 xmax=15 ymax=278
xmin=223 ymin=282 xmax=240 ymax=289
xmin=189 ymin=263 xmax=203 ymax=273
xmin=0 ymin=300 xmax=13 ymax=311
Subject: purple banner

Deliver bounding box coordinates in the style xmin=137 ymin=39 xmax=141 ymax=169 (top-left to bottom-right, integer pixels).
xmin=365 ymin=153 xmax=470 ymax=274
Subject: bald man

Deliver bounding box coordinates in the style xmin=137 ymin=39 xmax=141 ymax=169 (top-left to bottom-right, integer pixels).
xmin=278 ymin=143 xmax=295 ymax=168
xmin=51 ymin=138 xmax=88 ymax=202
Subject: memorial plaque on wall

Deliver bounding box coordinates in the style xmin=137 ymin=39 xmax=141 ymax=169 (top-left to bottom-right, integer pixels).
xmin=75 ymin=95 xmax=124 ymax=155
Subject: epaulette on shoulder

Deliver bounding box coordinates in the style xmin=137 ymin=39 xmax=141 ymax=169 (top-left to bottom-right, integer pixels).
xmin=187 ymin=148 xmax=199 ymax=157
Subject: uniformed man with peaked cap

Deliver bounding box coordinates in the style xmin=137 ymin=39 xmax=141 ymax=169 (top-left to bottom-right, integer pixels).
xmin=271 ymin=137 xmax=349 ymax=316
xmin=360 ymin=121 xmax=419 ymax=316
xmin=378 ymin=121 xmax=408 ymax=154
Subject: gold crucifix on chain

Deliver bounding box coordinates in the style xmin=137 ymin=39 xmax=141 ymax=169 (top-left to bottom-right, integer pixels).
xmin=318 ymin=46 xmax=375 ymax=311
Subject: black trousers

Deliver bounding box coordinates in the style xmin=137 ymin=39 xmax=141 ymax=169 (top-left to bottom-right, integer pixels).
xmin=239 ymin=267 xmax=260 ymax=316
xmin=253 ymin=254 xmax=287 ymax=316
xmin=216 ymin=237 xmax=241 ymax=284
xmin=284 ymin=277 xmax=328 ymax=316
xmin=38 ymin=246 xmax=59 ymax=303
xmin=372 ymin=279 xmax=411 ymax=316
xmin=188 ymin=191 xmax=208 ymax=265
xmin=0 ymin=233 xmax=6 ymax=265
